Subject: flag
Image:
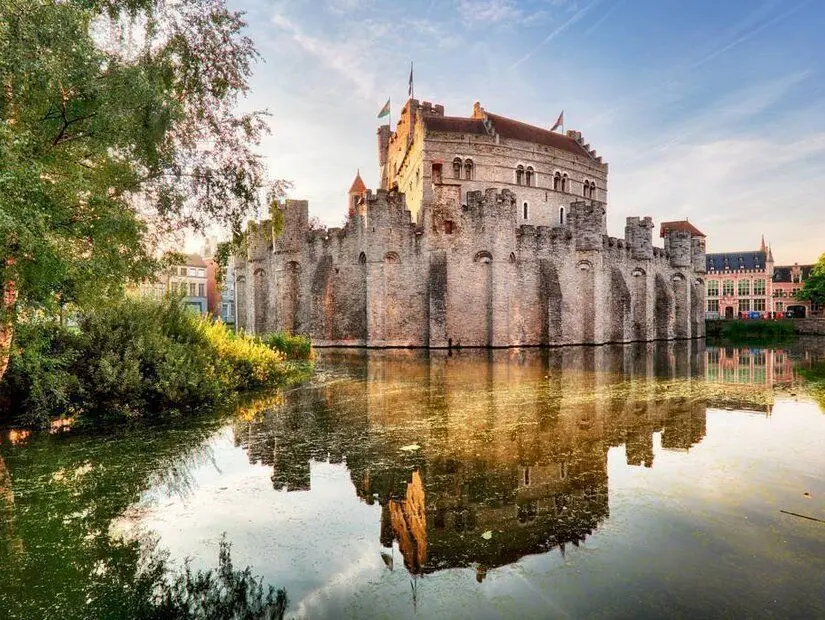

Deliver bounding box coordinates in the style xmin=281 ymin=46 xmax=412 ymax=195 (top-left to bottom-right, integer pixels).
xmin=408 ymin=61 xmax=414 ymax=97
xmin=551 ymin=110 xmax=564 ymax=132
xmin=377 ymin=98 xmax=391 ymax=118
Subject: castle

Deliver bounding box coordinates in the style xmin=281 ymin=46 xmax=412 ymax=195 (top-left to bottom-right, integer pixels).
xmin=233 ymin=98 xmax=707 ymax=347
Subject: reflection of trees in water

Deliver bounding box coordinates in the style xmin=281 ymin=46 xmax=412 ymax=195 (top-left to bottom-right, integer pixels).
xmin=234 ymin=341 xmax=712 ymax=576
xmin=0 ymin=414 xmax=288 ymax=618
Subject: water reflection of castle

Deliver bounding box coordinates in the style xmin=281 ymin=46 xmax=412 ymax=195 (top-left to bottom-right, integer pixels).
xmin=234 ymin=342 xmax=716 ymax=577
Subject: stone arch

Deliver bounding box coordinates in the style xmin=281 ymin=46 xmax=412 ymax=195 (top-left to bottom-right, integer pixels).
xmin=253 ymin=267 xmax=268 ymax=334
xmin=474 ymin=250 xmax=493 ymax=264
xmin=539 ymin=260 xmax=562 ymax=344
xmin=631 ymin=267 xmax=648 ymax=341
xmin=310 ymin=256 xmax=334 ymax=341
xmin=654 ymin=273 xmax=673 ymax=340
xmin=609 ymin=267 xmax=631 ymax=342
xmin=283 ymin=261 xmax=300 ymax=334
xmin=473 ymin=250 xmax=494 ymax=346
xmin=672 ymin=273 xmax=689 ymax=338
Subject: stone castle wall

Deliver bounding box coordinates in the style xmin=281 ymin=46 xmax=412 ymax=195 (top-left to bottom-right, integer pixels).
xmin=234 ymin=189 xmax=706 ymax=347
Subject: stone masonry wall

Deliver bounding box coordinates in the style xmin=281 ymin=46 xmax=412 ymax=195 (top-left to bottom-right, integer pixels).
xmin=235 ymin=190 xmax=706 ymax=347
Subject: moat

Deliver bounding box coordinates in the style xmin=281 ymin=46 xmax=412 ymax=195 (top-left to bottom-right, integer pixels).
xmin=2 ymin=341 xmax=825 ymax=618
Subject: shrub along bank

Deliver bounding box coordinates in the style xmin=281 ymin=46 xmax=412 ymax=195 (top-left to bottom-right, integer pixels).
xmin=0 ymin=298 xmax=313 ymax=428
xmin=706 ymin=319 xmax=796 ymax=343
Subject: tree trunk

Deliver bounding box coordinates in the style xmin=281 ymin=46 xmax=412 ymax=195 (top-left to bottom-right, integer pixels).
xmin=0 ymin=274 xmax=16 ymax=381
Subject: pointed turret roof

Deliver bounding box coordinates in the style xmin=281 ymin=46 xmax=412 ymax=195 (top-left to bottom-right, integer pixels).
xmin=349 ymin=169 xmax=367 ymax=195
xmin=760 ymin=235 xmax=767 ymax=253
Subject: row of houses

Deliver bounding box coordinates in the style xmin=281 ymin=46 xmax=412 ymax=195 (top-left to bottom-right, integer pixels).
xmin=661 ymin=224 xmax=818 ymax=319
xmin=134 ymin=238 xmax=235 ymax=324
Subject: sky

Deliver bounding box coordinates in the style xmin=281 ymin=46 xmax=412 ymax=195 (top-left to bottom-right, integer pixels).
xmin=208 ymin=0 xmax=825 ymax=263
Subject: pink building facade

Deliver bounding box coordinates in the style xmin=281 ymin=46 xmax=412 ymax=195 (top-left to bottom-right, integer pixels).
xmin=704 ymin=237 xmax=817 ymax=319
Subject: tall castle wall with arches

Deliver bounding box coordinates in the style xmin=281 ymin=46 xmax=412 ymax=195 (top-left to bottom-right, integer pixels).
xmin=233 ymin=99 xmax=707 ymax=347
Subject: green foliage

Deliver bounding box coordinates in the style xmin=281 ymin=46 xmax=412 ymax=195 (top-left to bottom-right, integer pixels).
xmin=259 ymin=332 xmax=314 ymax=362
xmin=0 ymin=0 xmax=286 ymax=320
xmin=799 ymin=362 xmax=825 ymax=412
xmin=714 ymin=320 xmax=796 ymax=344
xmin=0 ymin=298 xmax=310 ymax=427
xmin=799 ymin=253 xmax=825 ymax=306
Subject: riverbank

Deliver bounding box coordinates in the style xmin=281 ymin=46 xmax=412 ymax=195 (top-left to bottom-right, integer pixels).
xmin=0 ymin=298 xmax=313 ymax=429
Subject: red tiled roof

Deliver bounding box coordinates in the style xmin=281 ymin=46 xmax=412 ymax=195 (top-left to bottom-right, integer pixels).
xmin=348 ymin=172 xmax=367 ymax=194
xmin=185 ymin=253 xmax=207 ymax=267
xmin=659 ymin=220 xmax=705 ymax=238
xmin=424 ymin=116 xmax=487 ymax=135
xmin=484 ymin=112 xmax=593 ymax=158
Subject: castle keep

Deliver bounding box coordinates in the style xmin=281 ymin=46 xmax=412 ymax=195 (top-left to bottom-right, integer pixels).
xmin=234 ymin=99 xmax=707 ymax=347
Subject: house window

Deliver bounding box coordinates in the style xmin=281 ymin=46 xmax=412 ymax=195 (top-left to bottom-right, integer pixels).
xmin=754 ymin=279 xmax=766 ymax=295
xmin=559 ymin=206 xmax=565 ymax=225
xmin=525 ymin=166 xmax=534 ymax=187
xmin=740 ymin=299 xmax=751 ymax=312
xmin=464 ymin=159 xmax=473 ymax=180
xmin=553 ymin=172 xmax=561 ymax=190
xmin=754 ymin=298 xmax=766 ymax=311
xmin=198 ymin=283 xmax=205 ymax=297
xmin=452 ymin=157 xmax=462 ymax=179
xmin=707 ymin=299 xmax=719 ymax=312
xmin=738 ymin=280 xmax=750 ymax=296
xmin=189 ymin=283 xmax=196 ymax=296
xmin=516 ymin=164 xmax=524 ymax=185
xmin=707 ymin=280 xmax=719 ymax=296
xmin=523 ymin=202 xmax=529 ymax=219
xmin=432 ymin=162 xmax=442 ymax=184
xmin=776 ymin=301 xmax=784 ymax=311
xmin=723 ymin=280 xmax=734 ymax=296
xmin=444 ymin=220 xmax=454 ymax=234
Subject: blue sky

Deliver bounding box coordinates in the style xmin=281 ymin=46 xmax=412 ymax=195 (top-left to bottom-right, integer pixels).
xmin=223 ymin=0 xmax=825 ymax=263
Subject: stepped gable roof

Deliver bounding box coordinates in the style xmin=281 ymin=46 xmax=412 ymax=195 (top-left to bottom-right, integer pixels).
xmin=706 ymin=251 xmax=766 ymax=272
xmin=659 ymin=220 xmax=705 ymax=238
xmin=424 ymin=116 xmax=487 ymax=136
xmin=773 ymin=264 xmax=814 ymax=282
xmin=349 ymin=170 xmax=367 ymax=195
xmin=484 ymin=112 xmax=592 ymax=158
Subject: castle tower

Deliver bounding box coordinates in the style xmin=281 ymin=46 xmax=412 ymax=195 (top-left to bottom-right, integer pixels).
xmin=348 ymin=170 xmax=367 ymax=219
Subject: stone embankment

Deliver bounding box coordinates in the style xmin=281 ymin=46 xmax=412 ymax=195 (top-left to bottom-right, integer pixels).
xmin=793 ymin=318 xmax=825 ymax=336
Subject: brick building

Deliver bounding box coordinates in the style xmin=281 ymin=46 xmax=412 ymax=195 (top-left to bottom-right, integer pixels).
xmin=234 ymin=98 xmax=706 ymax=346
xmin=703 ymin=236 xmax=816 ymax=319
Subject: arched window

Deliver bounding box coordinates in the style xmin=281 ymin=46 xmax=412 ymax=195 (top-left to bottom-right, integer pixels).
xmin=589 ymin=182 xmax=596 ymax=199
xmin=474 ymin=250 xmax=493 ymax=264
xmin=553 ymin=171 xmax=561 ymax=191
xmin=561 ymin=173 xmax=569 ymax=192
xmin=525 ymin=166 xmax=534 ymax=187
xmin=452 ymin=157 xmax=462 ymax=179
xmin=516 ymin=165 xmax=524 ymax=185
xmin=583 ymin=180 xmax=590 ymax=197
xmin=559 ymin=206 xmax=565 ymax=225
xmin=523 ymin=202 xmax=529 ymax=219
xmin=384 ymin=251 xmax=399 ymax=264
xmin=464 ymin=159 xmax=473 ymax=180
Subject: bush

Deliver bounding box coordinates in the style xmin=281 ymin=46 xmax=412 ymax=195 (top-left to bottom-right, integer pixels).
xmin=258 ymin=332 xmax=314 ymax=361
xmin=717 ymin=320 xmax=796 ymax=343
xmin=0 ymin=298 xmax=312 ymax=427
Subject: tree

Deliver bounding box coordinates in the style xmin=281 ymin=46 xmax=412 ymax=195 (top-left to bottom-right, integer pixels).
xmin=0 ymin=0 xmax=284 ymax=378
xmin=799 ymin=253 xmax=825 ymax=308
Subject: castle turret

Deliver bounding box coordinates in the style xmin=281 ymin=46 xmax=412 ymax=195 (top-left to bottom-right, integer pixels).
xmin=348 ymin=170 xmax=367 ymax=219
xmin=569 ymin=200 xmax=606 ymax=251
xmin=691 ymin=236 xmax=706 ymax=274
xmin=377 ymin=125 xmax=391 ymax=189
xmin=625 ymin=216 xmax=654 ymax=260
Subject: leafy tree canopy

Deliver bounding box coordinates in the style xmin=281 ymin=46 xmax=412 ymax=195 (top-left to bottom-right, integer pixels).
xmin=0 ymin=0 xmax=282 ymax=315
xmin=799 ymin=253 xmax=825 ymax=306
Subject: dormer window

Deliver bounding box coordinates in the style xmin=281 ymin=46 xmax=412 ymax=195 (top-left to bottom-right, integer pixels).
xmin=516 ymin=165 xmax=525 ymax=185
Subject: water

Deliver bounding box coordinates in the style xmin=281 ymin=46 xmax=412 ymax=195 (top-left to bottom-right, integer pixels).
xmin=2 ymin=340 xmax=825 ymax=619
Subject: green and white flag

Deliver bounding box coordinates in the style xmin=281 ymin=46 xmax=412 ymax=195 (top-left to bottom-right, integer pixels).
xmin=377 ymin=98 xmax=391 ymax=118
